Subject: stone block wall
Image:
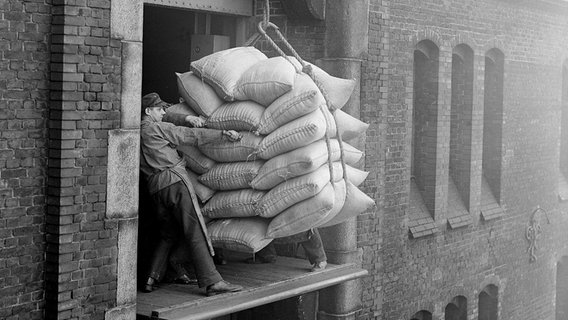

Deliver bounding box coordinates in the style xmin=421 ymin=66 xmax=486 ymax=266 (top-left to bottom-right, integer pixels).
xmin=0 ymin=1 xmax=50 ymax=319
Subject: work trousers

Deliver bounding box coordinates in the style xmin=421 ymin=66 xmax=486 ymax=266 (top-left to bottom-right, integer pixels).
xmin=147 ymin=181 xmax=222 ymax=288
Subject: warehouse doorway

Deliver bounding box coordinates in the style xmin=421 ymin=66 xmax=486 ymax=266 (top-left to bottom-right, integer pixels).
xmin=138 ymin=1 xmax=250 ymax=286
xmin=141 ymin=4 xmax=246 ymax=103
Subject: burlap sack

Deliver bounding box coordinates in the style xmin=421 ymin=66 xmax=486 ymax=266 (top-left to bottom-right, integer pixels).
xmin=202 ymin=189 xmax=265 ymax=218
xmin=186 ymin=169 xmax=215 ymax=203
xmin=251 ymin=139 xmax=364 ymax=190
xmin=234 ymin=56 xmax=297 ymax=106
xmin=175 ymin=71 xmax=223 ymax=117
xmin=206 ymin=100 xmax=264 ymax=132
xmin=190 ymin=47 xmax=267 ymax=101
xmin=256 ymin=109 xmax=335 ymax=160
xmin=198 ymin=160 xmax=264 ymax=190
xmin=256 ymin=73 xmax=324 ymax=135
xmin=318 ymin=181 xmax=375 ymax=228
xmin=266 ymin=181 xmax=340 ymax=238
xmin=289 ymin=57 xmax=356 ymax=110
xmin=199 ymin=131 xmax=263 ymax=162
xmin=207 ymin=217 xmax=273 ymax=253
xmin=178 ymin=145 xmax=216 ymax=174
xmin=166 ymin=101 xmax=198 ymax=117
xmin=255 ymin=163 xmax=343 ymax=218
xmin=335 ymin=109 xmax=370 ymax=141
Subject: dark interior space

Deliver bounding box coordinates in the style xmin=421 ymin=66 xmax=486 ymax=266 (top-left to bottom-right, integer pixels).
xmin=142 ymin=5 xmax=238 ymax=103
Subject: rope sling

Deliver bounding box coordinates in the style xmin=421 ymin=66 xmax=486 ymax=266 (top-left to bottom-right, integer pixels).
xmin=245 ymin=0 xmax=350 ymax=186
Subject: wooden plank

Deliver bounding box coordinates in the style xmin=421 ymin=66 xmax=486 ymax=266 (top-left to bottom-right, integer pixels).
xmin=156 ymin=265 xmax=367 ymax=320
xmin=136 ymin=255 xmax=367 ymax=320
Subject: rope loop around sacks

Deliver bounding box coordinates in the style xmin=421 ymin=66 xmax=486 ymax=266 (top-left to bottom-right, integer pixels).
xmin=255 ymin=0 xmax=349 ymax=184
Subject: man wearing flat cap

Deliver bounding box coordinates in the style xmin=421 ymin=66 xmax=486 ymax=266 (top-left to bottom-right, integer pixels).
xmin=139 ymin=92 xmax=243 ymax=296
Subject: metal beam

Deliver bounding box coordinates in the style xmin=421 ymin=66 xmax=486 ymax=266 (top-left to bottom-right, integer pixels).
xmin=143 ymin=0 xmax=253 ymax=16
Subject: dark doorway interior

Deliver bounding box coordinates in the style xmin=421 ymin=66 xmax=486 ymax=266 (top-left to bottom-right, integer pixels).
xmin=142 ymin=4 xmax=238 ymax=103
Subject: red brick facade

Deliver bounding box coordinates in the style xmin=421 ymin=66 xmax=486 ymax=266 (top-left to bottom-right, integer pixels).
xmin=2 ymin=0 xmax=568 ymax=319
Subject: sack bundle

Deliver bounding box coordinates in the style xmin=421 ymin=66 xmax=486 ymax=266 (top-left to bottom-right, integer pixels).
xmin=172 ymin=47 xmax=375 ymax=252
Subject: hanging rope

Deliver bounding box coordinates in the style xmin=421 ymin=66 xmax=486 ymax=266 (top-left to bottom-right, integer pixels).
xmin=255 ymin=0 xmax=349 ymax=183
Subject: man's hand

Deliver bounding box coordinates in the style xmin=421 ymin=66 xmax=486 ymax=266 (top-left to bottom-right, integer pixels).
xmin=185 ymin=115 xmax=206 ymax=128
xmin=222 ymin=130 xmax=242 ymax=142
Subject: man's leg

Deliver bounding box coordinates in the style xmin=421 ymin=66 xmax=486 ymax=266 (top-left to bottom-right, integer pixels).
xmin=143 ymin=193 xmax=179 ymax=292
xmin=164 ymin=182 xmax=242 ymax=295
xmin=300 ymin=229 xmax=327 ymax=271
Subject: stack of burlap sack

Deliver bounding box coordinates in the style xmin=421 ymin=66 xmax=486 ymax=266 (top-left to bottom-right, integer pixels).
xmin=169 ymin=47 xmax=375 ymax=254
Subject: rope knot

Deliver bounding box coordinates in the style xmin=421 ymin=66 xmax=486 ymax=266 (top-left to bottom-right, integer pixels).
xmin=302 ymin=64 xmax=313 ymax=75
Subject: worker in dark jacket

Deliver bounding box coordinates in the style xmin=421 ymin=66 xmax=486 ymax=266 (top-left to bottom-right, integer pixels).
xmin=140 ymin=92 xmax=243 ymax=296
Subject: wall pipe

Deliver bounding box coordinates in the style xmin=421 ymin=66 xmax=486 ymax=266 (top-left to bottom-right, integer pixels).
xmin=316 ymin=0 xmax=369 ymax=319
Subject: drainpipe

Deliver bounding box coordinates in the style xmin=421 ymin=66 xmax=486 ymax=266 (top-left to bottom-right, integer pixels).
xmin=316 ymin=1 xmax=369 ymax=319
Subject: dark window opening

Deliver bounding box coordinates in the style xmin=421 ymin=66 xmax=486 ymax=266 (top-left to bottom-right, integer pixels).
xmin=412 ymin=40 xmax=440 ymax=216
xmin=447 ymin=44 xmax=474 ymax=228
xmin=411 ymin=310 xmax=433 ymax=320
xmin=445 ymin=295 xmax=467 ymax=320
xmin=480 ymin=49 xmax=505 ymax=221
xmin=478 ymin=284 xmax=498 ymax=320
xmin=556 ymin=256 xmax=568 ymax=320
xmin=482 ymin=49 xmax=504 ymax=204
xmin=408 ymin=40 xmax=440 ymax=238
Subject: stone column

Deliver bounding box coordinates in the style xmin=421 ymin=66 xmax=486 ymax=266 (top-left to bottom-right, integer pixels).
xmin=105 ymin=2 xmax=144 ymax=320
xmin=316 ymin=0 xmax=369 ymax=319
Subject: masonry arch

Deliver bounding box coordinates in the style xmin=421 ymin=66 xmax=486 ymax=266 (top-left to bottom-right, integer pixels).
xmin=411 ymin=309 xmax=433 ymax=320
xmin=447 ymin=43 xmax=475 ymax=228
xmin=482 ymin=48 xmax=504 ymax=204
xmin=478 ymin=284 xmax=498 ymax=320
xmin=411 ymin=39 xmax=440 ymax=218
xmin=445 ymin=295 xmax=467 ymax=320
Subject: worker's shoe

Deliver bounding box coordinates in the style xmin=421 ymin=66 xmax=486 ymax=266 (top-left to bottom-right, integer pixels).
xmin=310 ymin=261 xmax=327 ymax=272
xmin=206 ymin=280 xmax=243 ymax=296
xmin=143 ymin=277 xmax=157 ymax=293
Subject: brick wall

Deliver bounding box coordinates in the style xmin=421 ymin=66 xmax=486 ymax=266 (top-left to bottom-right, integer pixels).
xmin=45 ymin=1 xmax=122 ymax=319
xmin=0 ymin=1 xmax=50 ymax=319
xmin=362 ymin=0 xmax=568 ymax=319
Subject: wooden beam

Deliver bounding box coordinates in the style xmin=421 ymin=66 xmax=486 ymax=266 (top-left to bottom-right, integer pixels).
xmin=143 ymin=0 xmax=253 ymax=16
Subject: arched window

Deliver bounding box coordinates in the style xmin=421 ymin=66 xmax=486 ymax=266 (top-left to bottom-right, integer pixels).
xmin=409 ymin=40 xmax=440 ymax=238
xmin=481 ymin=48 xmax=505 ymax=221
xmin=445 ymin=295 xmax=467 ymax=320
xmin=556 ymin=256 xmax=568 ymax=319
xmin=411 ymin=310 xmax=433 ymax=320
xmin=447 ymin=44 xmax=474 ymax=229
xmin=478 ymin=284 xmax=498 ymax=320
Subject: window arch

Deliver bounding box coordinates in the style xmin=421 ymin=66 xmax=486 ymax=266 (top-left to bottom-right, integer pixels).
xmin=445 ymin=295 xmax=467 ymax=320
xmin=409 ymin=39 xmax=440 ymax=238
xmin=482 ymin=49 xmax=504 ymax=203
xmin=447 ymin=44 xmax=474 ymax=228
xmin=478 ymin=284 xmax=498 ymax=320
xmin=480 ymin=48 xmax=505 ymax=221
xmin=411 ymin=310 xmax=433 ymax=320
xmin=412 ymin=39 xmax=440 ymax=215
